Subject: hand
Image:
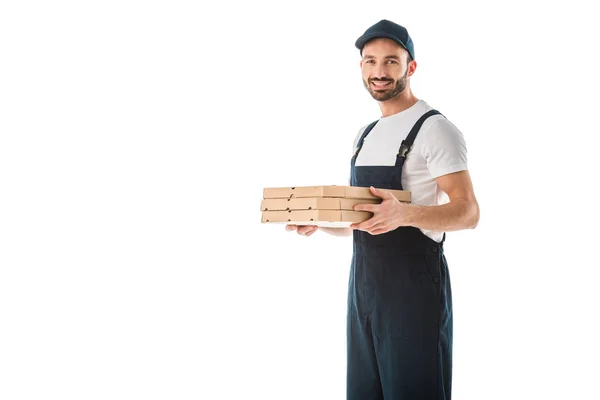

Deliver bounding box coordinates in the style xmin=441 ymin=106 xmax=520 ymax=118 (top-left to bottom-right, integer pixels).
xmin=286 ymin=224 xmax=319 ymax=236
xmin=349 ymin=186 xmax=412 ymax=235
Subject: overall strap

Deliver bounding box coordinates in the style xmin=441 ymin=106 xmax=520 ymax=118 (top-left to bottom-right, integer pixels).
xmin=353 ymin=120 xmax=378 ymax=159
xmin=397 ymin=109 xmax=442 ymax=159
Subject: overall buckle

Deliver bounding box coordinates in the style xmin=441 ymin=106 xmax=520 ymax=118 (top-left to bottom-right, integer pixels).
xmin=398 ymin=141 xmax=411 ymax=158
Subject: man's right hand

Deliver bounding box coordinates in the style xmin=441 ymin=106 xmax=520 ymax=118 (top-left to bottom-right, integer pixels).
xmin=285 ymin=224 xmax=353 ymax=237
xmin=285 ymin=224 xmax=318 ymax=236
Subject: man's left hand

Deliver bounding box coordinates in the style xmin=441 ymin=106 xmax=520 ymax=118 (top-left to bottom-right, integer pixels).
xmin=349 ymin=186 xmax=413 ymax=235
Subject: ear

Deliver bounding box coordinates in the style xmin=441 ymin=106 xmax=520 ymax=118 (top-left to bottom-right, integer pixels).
xmin=408 ymin=60 xmax=417 ymax=77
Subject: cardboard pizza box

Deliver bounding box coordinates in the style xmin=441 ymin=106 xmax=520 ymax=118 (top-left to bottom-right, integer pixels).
xmin=262 ymin=185 xmax=411 ymax=202
xmin=261 ymin=209 xmax=372 ymax=228
xmin=260 ymin=197 xmax=380 ymax=211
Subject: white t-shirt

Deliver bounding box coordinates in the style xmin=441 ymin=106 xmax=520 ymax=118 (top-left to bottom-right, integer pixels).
xmin=351 ymin=99 xmax=468 ymax=243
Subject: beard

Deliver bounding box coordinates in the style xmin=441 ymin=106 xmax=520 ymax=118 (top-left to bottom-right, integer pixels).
xmin=363 ymin=67 xmax=408 ymax=101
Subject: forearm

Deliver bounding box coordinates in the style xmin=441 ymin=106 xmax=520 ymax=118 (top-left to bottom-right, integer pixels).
xmin=403 ymin=198 xmax=479 ymax=232
xmin=320 ymin=227 xmax=353 ymax=237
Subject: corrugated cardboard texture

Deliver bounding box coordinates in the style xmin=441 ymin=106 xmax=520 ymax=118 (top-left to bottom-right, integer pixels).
xmin=263 ymin=185 xmax=411 ymax=202
xmin=260 ymin=197 xmax=380 ymax=211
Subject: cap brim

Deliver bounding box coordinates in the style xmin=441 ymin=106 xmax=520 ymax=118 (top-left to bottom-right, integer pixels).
xmin=355 ymin=31 xmax=409 ymax=54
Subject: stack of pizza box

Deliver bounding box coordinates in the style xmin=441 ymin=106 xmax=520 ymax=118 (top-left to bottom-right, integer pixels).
xmin=260 ymin=185 xmax=411 ymax=228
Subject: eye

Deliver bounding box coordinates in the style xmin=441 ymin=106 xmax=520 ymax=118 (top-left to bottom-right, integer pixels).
xmin=364 ymin=59 xmax=375 ymax=64
xmin=386 ymin=60 xmax=398 ymax=64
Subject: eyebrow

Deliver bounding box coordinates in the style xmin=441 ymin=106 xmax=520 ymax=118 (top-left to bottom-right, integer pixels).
xmin=362 ymin=55 xmax=401 ymax=60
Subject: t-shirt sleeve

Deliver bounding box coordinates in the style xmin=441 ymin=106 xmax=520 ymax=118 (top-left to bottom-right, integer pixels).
xmin=421 ymin=118 xmax=468 ymax=178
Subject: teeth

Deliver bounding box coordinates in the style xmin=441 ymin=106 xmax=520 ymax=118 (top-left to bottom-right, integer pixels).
xmin=372 ymin=81 xmax=391 ymax=86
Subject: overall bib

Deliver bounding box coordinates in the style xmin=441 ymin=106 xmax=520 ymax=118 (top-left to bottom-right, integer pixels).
xmin=347 ymin=110 xmax=453 ymax=400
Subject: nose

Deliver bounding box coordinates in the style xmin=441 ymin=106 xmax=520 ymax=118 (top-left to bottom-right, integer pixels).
xmin=372 ymin=63 xmax=388 ymax=80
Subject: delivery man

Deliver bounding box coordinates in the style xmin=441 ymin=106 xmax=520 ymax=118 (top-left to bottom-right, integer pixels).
xmin=287 ymin=19 xmax=480 ymax=400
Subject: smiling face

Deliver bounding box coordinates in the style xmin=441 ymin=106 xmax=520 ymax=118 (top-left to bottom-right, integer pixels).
xmin=360 ymin=38 xmax=415 ymax=102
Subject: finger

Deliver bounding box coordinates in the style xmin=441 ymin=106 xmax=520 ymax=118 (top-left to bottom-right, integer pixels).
xmin=362 ymin=215 xmax=383 ymax=231
xmin=286 ymin=225 xmax=297 ymax=231
xmin=296 ymin=225 xmax=311 ymax=233
xmin=299 ymin=228 xmax=317 ymax=236
xmin=349 ymin=221 xmax=364 ymax=230
xmin=353 ymin=203 xmax=377 ymax=212
xmin=350 ymin=219 xmax=369 ymax=230
xmin=370 ymin=186 xmax=394 ymax=200
xmin=351 ymin=216 xmax=380 ymax=231
xmin=304 ymin=228 xmax=318 ymax=236
xmin=297 ymin=225 xmax=317 ymax=235
xmin=370 ymin=225 xmax=390 ymax=235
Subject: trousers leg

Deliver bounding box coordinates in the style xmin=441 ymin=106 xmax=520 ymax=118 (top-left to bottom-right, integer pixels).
xmin=347 ymin=306 xmax=383 ymax=400
xmin=374 ymin=335 xmax=445 ymax=399
xmin=439 ymin=253 xmax=453 ymax=399
xmin=372 ymin=252 xmax=453 ymax=400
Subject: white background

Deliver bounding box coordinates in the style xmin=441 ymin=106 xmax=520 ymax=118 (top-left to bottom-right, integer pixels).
xmin=1 ymin=1 xmax=599 ymax=399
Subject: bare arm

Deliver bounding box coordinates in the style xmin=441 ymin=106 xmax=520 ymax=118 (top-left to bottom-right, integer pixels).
xmin=351 ymin=170 xmax=479 ymax=235
xmin=320 ymin=226 xmax=353 ymax=237
xmin=404 ymin=170 xmax=480 ymax=231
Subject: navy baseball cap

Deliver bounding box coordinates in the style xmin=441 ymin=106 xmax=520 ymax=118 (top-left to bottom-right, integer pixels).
xmin=355 ymin=19 xmax=415 ymax=60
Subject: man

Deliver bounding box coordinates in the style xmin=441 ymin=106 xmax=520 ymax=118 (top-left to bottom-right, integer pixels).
xmin=287 ymin=19 xmax=479 ymax=399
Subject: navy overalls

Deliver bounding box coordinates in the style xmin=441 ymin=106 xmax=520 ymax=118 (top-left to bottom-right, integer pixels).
xmin=347 ymin=110 xmax=453 ymax=400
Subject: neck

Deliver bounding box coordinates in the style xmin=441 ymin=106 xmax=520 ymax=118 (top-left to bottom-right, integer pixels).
xmin=379 ymin=89 xmax=419 ymax=117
